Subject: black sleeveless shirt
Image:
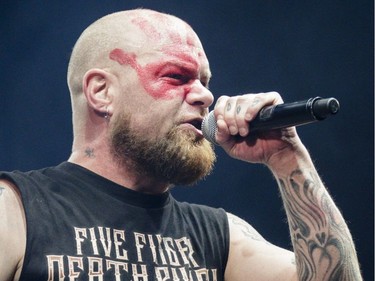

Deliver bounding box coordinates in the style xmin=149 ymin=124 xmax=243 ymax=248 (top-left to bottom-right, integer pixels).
xmin=1 ymin=162 xmax=229 ymax=281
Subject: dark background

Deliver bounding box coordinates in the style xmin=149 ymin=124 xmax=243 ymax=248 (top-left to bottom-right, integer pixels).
xmin=1 ymin=1 xmax=373 ymax=280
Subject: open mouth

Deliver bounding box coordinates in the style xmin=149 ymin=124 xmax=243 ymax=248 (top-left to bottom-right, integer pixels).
xmin=188 ymin=119 xmax=203 ymax=130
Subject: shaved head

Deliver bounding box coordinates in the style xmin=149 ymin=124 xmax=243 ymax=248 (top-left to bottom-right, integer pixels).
xmin=67 ymin=9 xmax=199 ymax=96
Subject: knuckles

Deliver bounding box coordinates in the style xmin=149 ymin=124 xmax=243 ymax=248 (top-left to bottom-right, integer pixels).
xmin=213 ymin=92 xmax=283 ymax=135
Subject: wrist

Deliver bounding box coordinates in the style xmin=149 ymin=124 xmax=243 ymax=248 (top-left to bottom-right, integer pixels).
xmin=265 ymin=139 xmax=313 ymax=176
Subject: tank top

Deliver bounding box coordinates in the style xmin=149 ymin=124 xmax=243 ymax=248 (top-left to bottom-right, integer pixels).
xmin=1 ymin=162 xmax=229 ymax=281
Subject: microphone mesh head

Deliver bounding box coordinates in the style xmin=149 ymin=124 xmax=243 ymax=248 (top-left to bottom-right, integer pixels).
xmin=201 ymin=111 xmax=218 ymax=145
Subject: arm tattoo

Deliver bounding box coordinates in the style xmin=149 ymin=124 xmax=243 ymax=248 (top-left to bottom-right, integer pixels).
xmin=228 ymin=213 xmax=269 ymax=244
xmin=85 ymin=147 xmax=95 ymax=158
xmin=0 ymin=187 xmax=4 ymax=196
xmin=278 ymin=169 xmax=362 ymax=280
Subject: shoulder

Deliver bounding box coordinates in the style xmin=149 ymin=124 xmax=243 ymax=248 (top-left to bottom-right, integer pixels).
xmin=0 ymin=179 xmax=25 ymax=224
xmin=0 ymin=163 xmax=69 ymax=194
xmin=0 ymin=179 xmax=26 ymax=281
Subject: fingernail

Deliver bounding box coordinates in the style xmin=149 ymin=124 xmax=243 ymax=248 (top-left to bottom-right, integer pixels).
xmin=229 ymin=125 xmax=238 ymax=135
xmin=239 ymin=127 xmax=248 ymax=136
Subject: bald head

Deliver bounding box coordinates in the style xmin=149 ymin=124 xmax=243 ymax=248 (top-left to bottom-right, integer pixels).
xmin=67 ymin=9 xmax=200 ymax=96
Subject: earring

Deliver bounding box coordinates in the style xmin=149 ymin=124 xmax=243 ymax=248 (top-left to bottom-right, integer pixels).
xmin=104 ymin=108 xmax=109 ymax=122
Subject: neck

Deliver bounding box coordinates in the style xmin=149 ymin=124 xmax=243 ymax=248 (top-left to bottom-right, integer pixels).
xmin=68 ymin=143 xmax=171 ymax=195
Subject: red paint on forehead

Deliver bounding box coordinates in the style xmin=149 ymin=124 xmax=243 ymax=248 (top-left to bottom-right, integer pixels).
xmin=131 ymin=14 xmax=182 ymax=45
xmin=131 ymin=15 xmax=189 ymax=47
xmin=131 ymin=17 xmax=161 ymax=41
xmin=186 ymin=32 xmax=196 ymax=47
xmin=168 ymin=52 xmax=199 ymax=69
xmin=161 ymin=44 xmax=203 ymax=70
xmin=168 ymin=32 xmax=183 ymax=45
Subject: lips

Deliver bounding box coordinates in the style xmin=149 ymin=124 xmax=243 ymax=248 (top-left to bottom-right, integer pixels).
xmin=180 ymin=117 xmax=204 ymax=136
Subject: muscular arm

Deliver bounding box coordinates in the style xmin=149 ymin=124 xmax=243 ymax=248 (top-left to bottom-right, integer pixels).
xmin=225 ymin=146 xmax=363 ymax=281
xmin=214 ymin=92 xmax=362 ymax=280
xmin=0 ymin=180 xmax=26 ymax=281
xmin=268 ymin=145 xmax=362 ymax=280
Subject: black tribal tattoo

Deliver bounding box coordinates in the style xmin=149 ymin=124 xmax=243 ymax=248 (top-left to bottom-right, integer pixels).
xmin=278 ymin=169 xmax=362 ymax=281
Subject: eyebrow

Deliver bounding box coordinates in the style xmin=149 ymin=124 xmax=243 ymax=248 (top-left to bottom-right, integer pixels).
xmin=161 ymin=60 xmax=212 ymax=81
xmin=161 ymin=59 xmax=197 ymax=70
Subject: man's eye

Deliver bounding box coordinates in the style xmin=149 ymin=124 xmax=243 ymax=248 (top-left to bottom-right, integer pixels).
xmin=167 ymin=74 xmax=183 ymax=79
xmin=164 ymin=74 xmax=189 ymax=83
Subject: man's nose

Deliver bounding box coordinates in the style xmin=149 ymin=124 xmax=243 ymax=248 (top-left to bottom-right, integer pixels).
xmin=185 ymin=80 xmax=214 ymax=108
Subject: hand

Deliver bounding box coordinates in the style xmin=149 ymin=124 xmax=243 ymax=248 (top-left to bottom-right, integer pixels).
xmin=213 ymin=92 xmax=303 ymax=165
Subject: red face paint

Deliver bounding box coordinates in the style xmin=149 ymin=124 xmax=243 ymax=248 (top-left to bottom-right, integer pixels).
xmin=110 ymin=48 xmax=194 ymax=100
xmin=109 ymin=49 xmax=139 ymax=70
xmin=132 ymin=14 xmax=191 ymax=46
xmin=109 ymin=16 xmax=207 ymax=100
xmin=161 ymin=46 xmax=199 ymax=69
xmin=131 ymin=17 xmax=161 ymax=42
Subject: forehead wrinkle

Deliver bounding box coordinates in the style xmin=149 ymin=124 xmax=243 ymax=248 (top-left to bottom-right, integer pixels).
xmin=121 ymin=43 xmax=207 ymax=65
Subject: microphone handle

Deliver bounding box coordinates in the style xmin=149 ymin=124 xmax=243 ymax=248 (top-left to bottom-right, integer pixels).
xmin=251 ymin=96 xmax=340 ymax=131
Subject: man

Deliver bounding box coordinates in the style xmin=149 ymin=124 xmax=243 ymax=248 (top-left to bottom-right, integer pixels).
xmin=0 ymin=8 xmax=362 ymax=281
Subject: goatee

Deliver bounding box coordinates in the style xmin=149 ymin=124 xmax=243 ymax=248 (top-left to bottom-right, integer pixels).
xmin=110 ymin=113 xmax=216 ymax=186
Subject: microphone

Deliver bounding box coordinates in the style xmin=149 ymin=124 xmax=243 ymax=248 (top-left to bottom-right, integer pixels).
xmin=201 ymin=96 xmax=340 ymax=144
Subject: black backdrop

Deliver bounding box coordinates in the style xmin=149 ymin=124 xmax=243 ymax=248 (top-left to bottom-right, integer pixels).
xmin=1 ymin=1 xmax=373 ymax=280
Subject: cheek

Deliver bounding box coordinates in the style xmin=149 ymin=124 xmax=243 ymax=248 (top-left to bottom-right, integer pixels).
xmin=144 ymin=79 xmax=191 ymax=100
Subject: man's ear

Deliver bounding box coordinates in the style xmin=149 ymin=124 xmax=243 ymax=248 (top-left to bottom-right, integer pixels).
xmin=83 ymin=68 xmax=113 ymax=115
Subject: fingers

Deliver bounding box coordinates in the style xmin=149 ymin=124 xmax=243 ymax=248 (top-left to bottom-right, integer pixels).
xmin=214 ymin=92 xmax=283 ymax=139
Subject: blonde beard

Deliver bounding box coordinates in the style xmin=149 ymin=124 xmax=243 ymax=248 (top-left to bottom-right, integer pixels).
xmin=110 ymin=113 xmax=216 ymax=186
